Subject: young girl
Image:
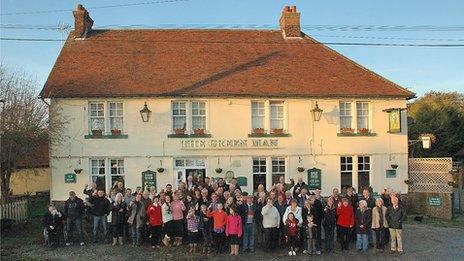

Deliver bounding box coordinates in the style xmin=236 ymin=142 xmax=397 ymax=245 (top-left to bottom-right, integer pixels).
xmin=198 ymin=204 xmax=212 ymax=254
xmin=306 ymin=214 xmax=317 ymax=255
xmin=207 ymin=203 xmax=228 ymax=254
xmin=146 ymin=196 xmax=162 ymax=248
xmin=186 ymin=206 xmax=200 ymax=253
xmin=225 ymin=207 xmax=242 ymax=256
xmin=161 ymin=195 xmax=173 ymax=246
xmin=285 ymin=212 xmax=299 ymax=256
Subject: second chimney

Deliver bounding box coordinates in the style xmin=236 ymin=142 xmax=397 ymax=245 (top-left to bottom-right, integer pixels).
xmin=73 ymin=4 xmax=93 ymax=39
xmin=279 ymin=5 xmax=301 ymax=38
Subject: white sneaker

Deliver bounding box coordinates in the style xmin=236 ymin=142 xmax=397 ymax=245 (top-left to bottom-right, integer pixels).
xmin=288 ymin=251 xmax=292 ymax=256
xmin=303 ymin=250 xmax=308 ymax=254
xmin=80 ymin=242 xmax=85 ymax=246
xmin=292 ymin=251 xmax=297 ymax=256
xmin=65 ymin=243 xmax=71 ymax=246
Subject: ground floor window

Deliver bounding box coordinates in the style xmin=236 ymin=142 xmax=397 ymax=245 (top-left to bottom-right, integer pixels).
xmin=271 ymin=157 xmax=285 ymax=186
xmin=252 ymin=157 xmax=266 ymax=191
xmin=340 ymin=156 xmax=353 ymax=190
xmin=357 ymin=156 xmax=370 ymax=192
xmin=90 ymin=158 xmax=125 ymax=193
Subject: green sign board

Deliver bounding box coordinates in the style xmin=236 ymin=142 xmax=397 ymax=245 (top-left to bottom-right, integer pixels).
xmin=64 ymin=173 xmax=76 ymax=183
xmin=386 ymin=169 xmax=397 ymax=178
xmin=142 ymin=170 xmax=156 ymax=191
xmin=427 ymin=196 xmax=442 ymax=206
xmin=307 ymin=168 xmax=321 ymax=190
xmin=236 ymin=176 xmax=247 ymax=187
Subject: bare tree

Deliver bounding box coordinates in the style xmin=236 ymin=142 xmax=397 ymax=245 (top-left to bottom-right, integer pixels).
xmin=0 ymin=64 xmax=66 ymax=201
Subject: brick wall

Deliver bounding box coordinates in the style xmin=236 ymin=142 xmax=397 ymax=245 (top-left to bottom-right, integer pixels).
xmin=402 ymin=192 xmax=452 ymax=220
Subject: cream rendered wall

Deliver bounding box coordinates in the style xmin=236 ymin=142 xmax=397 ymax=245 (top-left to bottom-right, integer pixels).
xmin=50 ymin=98 xmax=408 ymax=200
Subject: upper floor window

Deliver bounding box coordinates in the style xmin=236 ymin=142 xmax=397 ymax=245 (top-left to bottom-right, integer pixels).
xmin=270 ymin=101 xmax=284 ymax=130
xmin=109 ymin=102 xmax=123 ymax=131
xmin=339 ymin=102 xmax=352 ymax=129
xmin=251 ymin=101 xmax=265 ymax=129
xmin=356 ymin=102 xmax=369 ymax=130
xmin=191 ymin=101 xmax=206 ymax=130
xmin=172 ymin=101 xmax=187 ymax=130
xmin=89 ymin=102 xmax=105 ymax=132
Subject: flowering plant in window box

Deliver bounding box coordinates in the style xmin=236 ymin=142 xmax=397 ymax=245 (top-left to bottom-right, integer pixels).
xmin=272 ymin=128 xmax=284 ymax=134
xmin=174 ymin=128 xmax=185 ymax=135
xmin=194 ymin=128 xmax=205 ymax=135
xmin=111 ymin=129 xmax=122 ymax=136
xmin=253 ymin=128 xmax=265 ymax=134
xmin=358 ymin=128 xmax=370 ymax=134
xmin=91 ymin=129 xmax=103 ymax=136
xmin=297 ymin=167 xmax=305 ymax=173
xmin=340 ymin=127 xmax=354 ymax=133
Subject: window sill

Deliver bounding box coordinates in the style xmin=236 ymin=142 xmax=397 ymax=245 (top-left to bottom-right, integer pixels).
xmin=167 ymin=134 xmax=212 ymax=138
xmin=84 ymin=134 xmax=128 ymax=139
xmin=337 ymin=132 xmax=377 ymax=137
xmin=248 ymin=133 xmax=291 ymax=137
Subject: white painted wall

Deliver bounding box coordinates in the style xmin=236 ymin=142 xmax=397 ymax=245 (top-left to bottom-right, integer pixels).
xmin=50 ymin=98 xmax=409 ymax=200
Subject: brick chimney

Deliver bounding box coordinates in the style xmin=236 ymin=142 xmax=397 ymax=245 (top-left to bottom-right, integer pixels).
xmin=279 ymin=5 xmax=301 ymax=38
xmin=73 ymin=4 xmax=93 ymax=39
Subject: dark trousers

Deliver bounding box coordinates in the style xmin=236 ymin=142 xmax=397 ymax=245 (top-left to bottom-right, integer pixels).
xmin=213 ymin=231 xmax=226 ymax=253
xmin=339 ymin=226 xmax=350 ymax=250
xmin=315 ymin=221 xmax=322 ymax=251
xmin=202 ymin=228 xmax=212 ymax=247
xmin=263 ymin=227 xmax=278 ymax=250
xmin=66 ymin=218 xmax=83 ymax=243
xmin=112 ymin=223 xmax=124 ymax=238
xmin=324 ymin=225 xmax=335 ymax=251
xmin=288 ymin=235 xmax=298 ymax=250
xmin=150 ymin=225 xmax=162 ymax=246
xmin=374 ymin=228 xmax=386 ymax=250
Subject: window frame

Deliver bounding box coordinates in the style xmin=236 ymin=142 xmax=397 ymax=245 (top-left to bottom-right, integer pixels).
xmin=172 ymin=101 xmax=187 ymax=131
xmin=191 ymin=100 xmax=206 ymax=130
xmin=357 ymin=156 xmax=371 ymax=191
xmin=339 ymin=101 xmax=353 ymax=129
xmin=340 ymin=156 xmax=353 ymax=190
xmin=108 ymin=101 xmax=124 ymax=132
xmin=89 ymin=102 xmax=106 ymax=132
xmin=271 ymin=157 xmax=286 ymax=186
xmin=90 ymin=158 xmax=125 ymax=194
xmin=251 ymin=101 xmax=266 ymax=130
xmin=270 ymin=100 xmax=285 ymax=130
xmin=356 ymin=101 xmax=370 ymax=131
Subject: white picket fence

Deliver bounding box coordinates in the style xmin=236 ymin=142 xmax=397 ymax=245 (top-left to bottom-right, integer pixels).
xmin=0 ymin=199 xmax=28 ymax=221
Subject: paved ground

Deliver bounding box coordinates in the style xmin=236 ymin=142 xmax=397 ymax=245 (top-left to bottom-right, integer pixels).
xmin=1 ymin=216 xmax=463 ymax=260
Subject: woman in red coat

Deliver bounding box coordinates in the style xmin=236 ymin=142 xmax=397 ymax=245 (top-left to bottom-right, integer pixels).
xmin=146 ymin=196 xmax=163 ymax=248
xmin=336 ymin=197 xmax=354 ymax=251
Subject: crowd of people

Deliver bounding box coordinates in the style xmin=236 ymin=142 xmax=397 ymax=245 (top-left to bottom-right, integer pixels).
xmin=43 ymin=176 xmax=407 ymax=256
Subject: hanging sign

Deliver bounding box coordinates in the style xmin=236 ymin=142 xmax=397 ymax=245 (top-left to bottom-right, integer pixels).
xmin=389 ymin=109 xmax=402 ymax=133
xmin=307 ymin=168 xmax=321 ymax=190
xmin=64 ymin=173 xmax=76 ymax=183
xmin=142 ymin=170 xmax=156 ymax=191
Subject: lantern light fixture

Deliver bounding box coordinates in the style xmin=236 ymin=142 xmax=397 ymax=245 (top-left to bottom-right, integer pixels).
xmin=139 ymin=102 xmax=152 ymax=122
xmin=311 ymin=101 xmax=323 ymax=122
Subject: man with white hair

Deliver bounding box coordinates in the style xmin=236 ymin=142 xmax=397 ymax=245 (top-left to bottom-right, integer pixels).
xmin=386 ymin=196 xmax=406 ymax=254
xmin=355 ymin=200 xmax=372 ymax=252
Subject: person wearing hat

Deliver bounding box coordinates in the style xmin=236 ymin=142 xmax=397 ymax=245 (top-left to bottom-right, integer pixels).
xmin=64 ymin=191 xmax=85 ymax=246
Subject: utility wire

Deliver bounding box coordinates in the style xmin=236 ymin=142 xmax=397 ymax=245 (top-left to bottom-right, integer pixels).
xmin=1 ymin=37 xmax=464 ymax=47
xmin=0 ymin=0 xmax=190 ymax=16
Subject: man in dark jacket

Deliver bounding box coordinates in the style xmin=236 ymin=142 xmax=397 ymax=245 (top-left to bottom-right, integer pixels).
xmin=355 ymin=200 xmax=372 ymax=252
xmin=386 ymin=196 xmax=406 ymax=254
xmin=64 ymin=191 xmax=85 ymax=246
xmin=238 ymin=194 xmax=258 ymax=252
xmin=310 ymin=194 xmax=324 ymax=255
xmin=360 ymin=188 xmax=375 ymax=245
xmin=292 ymin=177 xmax=307 ymax=198
xmin=89 ymin=189 xmax=111 ymax=243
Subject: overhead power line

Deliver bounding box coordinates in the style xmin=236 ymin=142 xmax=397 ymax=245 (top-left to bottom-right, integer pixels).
xmin=1 ymin=37 xmax=464 ymax=48
xmin=0 ymin=0 xmax=190 ymax=16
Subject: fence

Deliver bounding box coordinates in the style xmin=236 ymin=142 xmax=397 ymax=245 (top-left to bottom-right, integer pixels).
xmin=0 ymin=199 xmax=28 ymax=222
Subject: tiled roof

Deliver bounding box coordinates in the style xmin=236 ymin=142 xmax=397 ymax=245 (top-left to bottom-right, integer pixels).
xmin=40 ymin=29 xmax=415 ymax=99
xmin=16 ymin=142 xmax=49 ymax=168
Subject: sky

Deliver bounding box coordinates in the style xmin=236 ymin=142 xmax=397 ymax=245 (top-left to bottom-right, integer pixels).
xmin=1 ymin=0 xmax=463 ymax=97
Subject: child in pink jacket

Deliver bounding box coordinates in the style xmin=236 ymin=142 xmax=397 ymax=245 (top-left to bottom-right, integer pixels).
xmin=225 ymin=207 xmax=242 ymax=256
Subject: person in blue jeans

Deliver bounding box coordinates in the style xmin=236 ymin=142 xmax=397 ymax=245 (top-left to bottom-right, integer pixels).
xmin=64 ymin=191 xmax=85 ymax=246
xmin=355 ymin=200 xmax=372 ymax=252
xmin=238 ymin=194 xmax=257 ymax=252
xmin=89 ymin=189 xmax=111 ymax=243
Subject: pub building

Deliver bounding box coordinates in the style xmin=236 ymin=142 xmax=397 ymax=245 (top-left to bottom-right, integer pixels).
xmin=40 ymin=5 xmax=415 ymax=201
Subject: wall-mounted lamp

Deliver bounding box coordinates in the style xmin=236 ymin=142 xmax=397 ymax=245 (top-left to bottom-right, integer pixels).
xmin=139 ymin=102 xmax=152 ymax=122
xmin=311 ymin=102 xmax=323 ymax=122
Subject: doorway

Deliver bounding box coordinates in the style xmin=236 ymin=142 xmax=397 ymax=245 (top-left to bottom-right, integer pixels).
xmin=174 ymin=158 xmax=206 ymax=188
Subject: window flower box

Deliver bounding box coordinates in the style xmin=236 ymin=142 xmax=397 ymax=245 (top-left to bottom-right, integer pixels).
xmin=111 ymin=129 xmax=122 ymax=136
xmin=272 ymin=128 xmax=284 ymax=134
xmin=91 ymin=129 xmax=103 ymax=136
xmin=174 ymin=128 xmax=186 ymax=135
xmin=253 ymin=128 xmax=265 ymax=134
xmin=340 ymin=127 xmax=354 ymax=134
xmin=358 ymin=128 xmax=370 ymax=134
xmin=194 ymin=128 xmax=205 ymax=135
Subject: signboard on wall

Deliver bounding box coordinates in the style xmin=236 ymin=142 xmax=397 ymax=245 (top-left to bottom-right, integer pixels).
xmin=64 ymin=173 xmax=76 ymax=183
xmin=389 ymin=109 xmax=402 ymax=133
xmin=307 ymin=168 xmax=321 ymax=190
xmin=386 ymin=169 xmax=397 ymax=178
xmin=427 ymin=196 xmax=442 ymax=206
xmin=142 ymin=170 xmax=156 ymax=191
